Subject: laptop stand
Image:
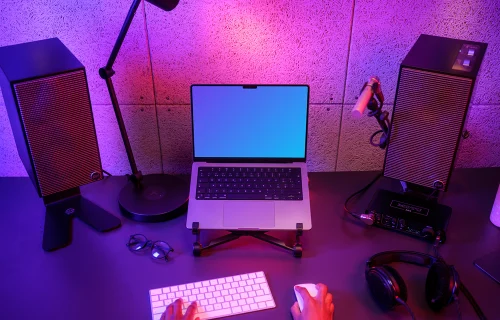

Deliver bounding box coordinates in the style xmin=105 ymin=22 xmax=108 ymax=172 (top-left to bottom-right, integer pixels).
xmin=191 ymin=222 xmax=303 ymax=258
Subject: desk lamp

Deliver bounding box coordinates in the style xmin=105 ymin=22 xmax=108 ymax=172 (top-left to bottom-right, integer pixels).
xmin=99 ymin=0 xmax=188 ymax=222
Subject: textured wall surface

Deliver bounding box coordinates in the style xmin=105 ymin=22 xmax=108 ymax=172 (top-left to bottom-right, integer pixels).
xmin=0 ymin=0 xmax=499 ymax=177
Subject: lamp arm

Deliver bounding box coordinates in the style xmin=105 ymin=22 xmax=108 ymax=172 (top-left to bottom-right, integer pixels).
xmin=99 ymin=0 xmax=143 ymax=186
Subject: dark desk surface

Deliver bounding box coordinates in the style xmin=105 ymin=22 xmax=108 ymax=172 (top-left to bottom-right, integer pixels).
xmin=1 ymin=169 xmax=499 ymax=320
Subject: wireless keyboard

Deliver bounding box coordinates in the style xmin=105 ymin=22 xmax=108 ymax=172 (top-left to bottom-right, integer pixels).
xmin=149 ymin=271 xmax=276 ymax=320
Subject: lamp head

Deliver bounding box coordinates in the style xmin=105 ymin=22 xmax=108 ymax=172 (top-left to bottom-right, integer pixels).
xmin=146 ymin=0 xmax=179 ymax=11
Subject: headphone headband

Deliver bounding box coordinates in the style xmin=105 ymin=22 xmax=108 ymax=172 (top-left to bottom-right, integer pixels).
xmin=366 ymin=250 xmax=438 ymax=273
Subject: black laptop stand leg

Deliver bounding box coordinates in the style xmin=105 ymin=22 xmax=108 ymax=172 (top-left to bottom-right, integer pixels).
xmin=192 ymin=222 xmax=303 ymax=258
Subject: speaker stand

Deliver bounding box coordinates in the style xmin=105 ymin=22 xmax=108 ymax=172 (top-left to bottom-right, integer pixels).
xmin=42 ymin=187 xmax=121 ymax=252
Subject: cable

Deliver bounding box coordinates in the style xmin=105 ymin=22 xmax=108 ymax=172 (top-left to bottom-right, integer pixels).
xmin=396 ymin=297 xmax=416 ymax=320
xmin=459 ymin=282 xmax=487 ymax=320
xmin=369 ymin=130 xmax=385 ymax=147
xmin=102 ymin=169 xmax=113 ymax=177
xmin=454 ymin=295 xmax=462 ymax=320
xmin=344 ymin=171 xmax=383 ymax=219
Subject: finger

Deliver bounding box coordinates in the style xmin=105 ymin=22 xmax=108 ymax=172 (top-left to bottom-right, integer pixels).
xmin=184 ymin=301 xmax=198 ymax=319
xmin=325 ymin=292 xmax=333 ymax=305
xmin=316 ymin=283 xmax=328 ymax=299
xmin=330 ymin=302 xmax=335 ymax=314
xmin=173 ymin=298 xmax=183 ymax=318
xmin=294 ymin=286 xmax=313 ymax=304
xmin=165 ymin=303 xmax=174 ymax=318
xmin=290 ymin=301 xmax=301 ymax=319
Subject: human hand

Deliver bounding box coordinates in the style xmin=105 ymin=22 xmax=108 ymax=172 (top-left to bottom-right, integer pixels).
xmin=291 ymin=283 xmax=334 ymax=320
xmin=160 ymin=298 xmax=199 ymax=320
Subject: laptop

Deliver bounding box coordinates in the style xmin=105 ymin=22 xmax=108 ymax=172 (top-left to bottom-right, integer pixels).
xmin=186 ymin=84 xmax=312 ymax=231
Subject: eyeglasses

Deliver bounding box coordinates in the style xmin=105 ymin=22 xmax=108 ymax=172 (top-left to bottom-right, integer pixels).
xmin=126 ymin=234 xmax=174 ymax=261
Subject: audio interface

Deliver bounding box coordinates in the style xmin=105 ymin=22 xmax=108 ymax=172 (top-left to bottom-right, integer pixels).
xmin=366 ymin=189 xmax=451 ymax=242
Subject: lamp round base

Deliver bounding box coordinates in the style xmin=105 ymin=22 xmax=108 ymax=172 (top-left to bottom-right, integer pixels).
xmin=118 ymin=174 xmax=189 ymax=222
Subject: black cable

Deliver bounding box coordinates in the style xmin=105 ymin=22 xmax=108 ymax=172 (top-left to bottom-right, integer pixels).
xmin=369 ymin=130 xmax=385 ymax=147
xmin=102 ymin=169 xmax=113 ymax=176
xmin=396 ymin=297 xmax=416 ymax=320
xmin=459 ymin=282 xmax=487 ymax=320
xmin=454 ymin=295 xmax=462 ymax=320
xmin=344 ymin=171 xmax=383 ymax=219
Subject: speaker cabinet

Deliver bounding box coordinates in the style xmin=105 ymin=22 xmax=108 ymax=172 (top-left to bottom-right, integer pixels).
xmin=0 ymin=38 xmax=102 ymax=197
xmin=384 ymin=34 xmax=487 ymax=191
xmin=0 ymin=38 xmax=120 ymax=251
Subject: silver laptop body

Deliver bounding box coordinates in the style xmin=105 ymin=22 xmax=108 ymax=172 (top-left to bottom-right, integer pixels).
xmin=186 ymin=84 xmax=312 ymax=231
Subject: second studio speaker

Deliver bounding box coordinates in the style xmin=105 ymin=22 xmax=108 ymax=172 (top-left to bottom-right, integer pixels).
xmin=0 ymin=38 xmax=121 ymax=251
xmin=384 ymin=34 xmax=487 ymax=191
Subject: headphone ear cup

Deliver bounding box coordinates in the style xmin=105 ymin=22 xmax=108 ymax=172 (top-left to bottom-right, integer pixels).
xmin=426 ymin=261 xmax=458 ymax=311
xmin=366 ymin=265 xmax=408 ymax=310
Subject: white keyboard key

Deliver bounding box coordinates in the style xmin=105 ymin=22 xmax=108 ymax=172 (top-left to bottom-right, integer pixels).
xmin=153 ymin=306 xmax=166 ymax=314
xmin=232 ymin=306 xmax=243 ymax=313
xmin=255 ymin=295 xmax=273 ymax=303
xmin=149 ymin=271 xmax=275 ymax=320
xmin=196 ymin=308 xmax=231 ymax=319
xmin=151 ymin=289 xmax=162 ymax=295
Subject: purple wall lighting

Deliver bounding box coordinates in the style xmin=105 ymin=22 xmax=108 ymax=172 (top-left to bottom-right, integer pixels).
xmin=0 ymin=0 xmax=498 ymax=177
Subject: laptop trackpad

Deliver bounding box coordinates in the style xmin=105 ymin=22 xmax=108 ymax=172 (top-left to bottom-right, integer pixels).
xmin=223 ymin=201 xmax=275 ymax=229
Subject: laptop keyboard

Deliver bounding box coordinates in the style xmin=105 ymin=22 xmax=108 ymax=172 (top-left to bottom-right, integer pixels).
xmin=195 ymin=167 xmax=303 ymax=200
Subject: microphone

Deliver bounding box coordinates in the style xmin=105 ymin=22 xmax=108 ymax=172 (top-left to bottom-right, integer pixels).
xmin=351 ymin=76 xmax=383 ymax=119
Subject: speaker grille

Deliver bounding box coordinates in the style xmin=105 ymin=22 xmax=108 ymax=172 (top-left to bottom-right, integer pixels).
xmin=384 ymin=68 xmax=472 ymax=190
xmin=14 ymin=70 xmax=101 ymax=196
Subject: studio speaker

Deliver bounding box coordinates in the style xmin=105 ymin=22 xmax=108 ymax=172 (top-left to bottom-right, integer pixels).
xmin=384 ymin=34 xmax=487 ymax=191
xmin=0 ymin=38 xmax=120 ymax=251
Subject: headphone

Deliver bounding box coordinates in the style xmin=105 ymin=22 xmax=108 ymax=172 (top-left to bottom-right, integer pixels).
xmin=365 ymin=250 xmax=487 ymax=319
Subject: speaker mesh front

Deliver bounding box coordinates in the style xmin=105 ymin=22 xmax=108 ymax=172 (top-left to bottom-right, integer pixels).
xmin=14 ymin=70 xmax=101 ymax=196
xmin=384 ymin=68 xmax=472 ymax=190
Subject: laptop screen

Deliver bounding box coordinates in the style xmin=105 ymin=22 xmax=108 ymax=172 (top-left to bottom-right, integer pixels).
xmin=191 ymin=85 xmax=309 ymax=161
